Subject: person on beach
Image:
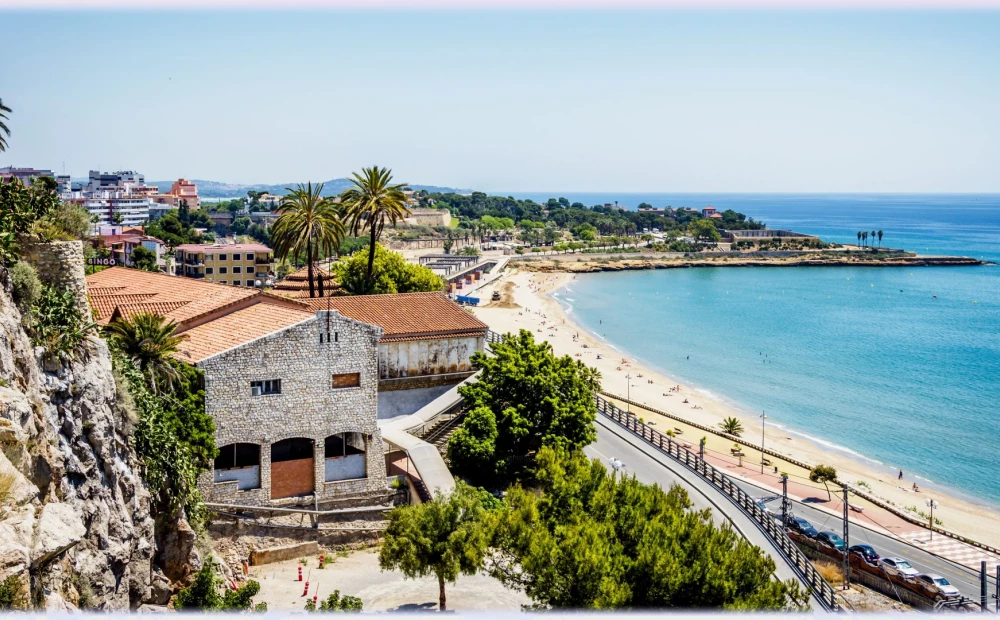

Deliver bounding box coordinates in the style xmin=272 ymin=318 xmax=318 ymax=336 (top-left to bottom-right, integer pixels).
xmin=898 ymin=470 xmax=904 ymax=480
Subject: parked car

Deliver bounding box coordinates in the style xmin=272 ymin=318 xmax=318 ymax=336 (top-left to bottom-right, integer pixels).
xmin=879 ymin=557 xmax=919 ymax=578
xmin=787 ymin=516 xmax=819 ymax=538
xmin=816 ymin=531 xmax=846 ymax=551
xmin=849 ymin=544 xmax=880 ymax=564
xmin=915 ymin=574 xmax=960 ymax=599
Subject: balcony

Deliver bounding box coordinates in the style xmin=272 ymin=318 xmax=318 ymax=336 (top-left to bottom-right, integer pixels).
xmin=255 ymin=257 xmax=273 ymax=265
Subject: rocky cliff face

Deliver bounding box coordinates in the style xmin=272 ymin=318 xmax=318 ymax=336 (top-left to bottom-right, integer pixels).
xmin=0 ymin=245 xmax=155 ymax=610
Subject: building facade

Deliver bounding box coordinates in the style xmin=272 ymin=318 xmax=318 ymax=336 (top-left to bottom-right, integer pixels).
xmin=194 ymin=310 xmax=387 ymax=506
xmin=152 ymin=178 xmax=200 ymax=210
xmin=174 ymin=243 xmax=274 ymax=287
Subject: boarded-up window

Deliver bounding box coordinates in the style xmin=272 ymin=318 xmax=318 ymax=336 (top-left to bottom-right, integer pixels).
xmin=331 ymin=372 xmax=360 ymax=389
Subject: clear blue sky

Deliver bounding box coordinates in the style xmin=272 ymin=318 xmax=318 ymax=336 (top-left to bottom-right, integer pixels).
xmin=2 ymin=10 xmax=999 ymax=192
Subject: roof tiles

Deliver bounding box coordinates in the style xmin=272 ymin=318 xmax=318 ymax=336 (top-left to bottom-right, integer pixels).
xmin=299 ymin=292 xmax=487 ymax=340
xmin=175 ymin=303 xmax=313 ymax=363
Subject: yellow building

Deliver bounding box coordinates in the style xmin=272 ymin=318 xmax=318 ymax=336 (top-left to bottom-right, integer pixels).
xmin=174 ymin=243 xmax=274 ymax=287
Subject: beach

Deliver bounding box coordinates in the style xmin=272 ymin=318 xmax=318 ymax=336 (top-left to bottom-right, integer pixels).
xmin=470 ymin=267 xmax=1000 ymax=550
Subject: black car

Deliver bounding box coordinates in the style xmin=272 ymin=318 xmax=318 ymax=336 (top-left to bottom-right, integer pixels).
xmin=787 ymin=517 xmax=819 ymax=538
xmin=849 ymin=544 xmax=880 ymax=564
xmin=816 ymin=531 xmax=846 ymax=551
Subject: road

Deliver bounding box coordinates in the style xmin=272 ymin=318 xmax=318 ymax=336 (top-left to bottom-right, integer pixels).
xmin=589 ymin=416 xmax=996 ymax=607
xmin=585 ymin=419 xmax=830 ymax=611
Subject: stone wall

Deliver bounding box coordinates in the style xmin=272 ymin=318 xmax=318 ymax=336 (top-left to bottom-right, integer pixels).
xmin=195 ymin=310 xmax=387 ymax=507
xmin=378 ymin=335 xmax=484 ymax=379
xmin=21 ymin=240 xmax=92 ymax=320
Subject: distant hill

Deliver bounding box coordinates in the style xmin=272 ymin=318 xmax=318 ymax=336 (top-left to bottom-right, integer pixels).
xmin=150 ymin=178 xmax=471 ymax=199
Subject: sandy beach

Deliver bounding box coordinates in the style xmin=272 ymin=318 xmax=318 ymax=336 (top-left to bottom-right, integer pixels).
xmin=470 ymin=267 xmax=1000 ymax=550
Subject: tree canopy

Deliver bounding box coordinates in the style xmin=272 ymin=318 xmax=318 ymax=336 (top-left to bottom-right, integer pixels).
xmin=447 ymin=329 xmax=601 ymax=487
xmin=332 ymin=243 xmax=442 ymax=295
xmin=339 ymin=166 xmax=411 ymax=293
xmin=490 ymin=447 xmax=811 ymax=611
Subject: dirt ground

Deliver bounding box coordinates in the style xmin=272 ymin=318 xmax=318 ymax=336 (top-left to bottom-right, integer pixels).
xmin=249 ymin=548 xmax=531 ymax=612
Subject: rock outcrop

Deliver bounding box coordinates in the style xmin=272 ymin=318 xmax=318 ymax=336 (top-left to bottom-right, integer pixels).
xmin=0 ymin=242 xmax=155 ymax=610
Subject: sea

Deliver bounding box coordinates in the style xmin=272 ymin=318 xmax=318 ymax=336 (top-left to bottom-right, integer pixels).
xmin=508 ymin=193 xmax=1000 ymax=508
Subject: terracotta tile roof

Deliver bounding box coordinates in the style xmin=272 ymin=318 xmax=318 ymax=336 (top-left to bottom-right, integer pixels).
xmin=110 ymin=301 xmax=193 ymax=322
xmin=89 ymin=293 xmax=157 ymax=323
xmin=88 ymin=286 xmax=127 ymax=296
xmin=175 ymin=303 xmax=314 ymax=363
xmin=86 ymin=267 xmax=261 ymax=326
xmin=271 ymin=265 xmax=341 ymax=298
xmin=299 ymin=292 xmax=487 ymax=340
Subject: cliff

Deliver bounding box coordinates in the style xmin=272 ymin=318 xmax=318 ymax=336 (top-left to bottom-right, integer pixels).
xmin=0 ymin=242 xmax=157 ymax=610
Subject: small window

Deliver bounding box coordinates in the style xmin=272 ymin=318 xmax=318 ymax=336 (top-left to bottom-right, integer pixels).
xmin=219 ymin=266 xmax=228 ymax=274
xmin=219 ymin=280 xmax=227 ymax=284
xmin=246 ymin=253 xmax=255 ymax=260
xmin=233 ymin=280 xmax=241 ymax=286
xmin=205 ymin=254 xmax=213 ymax=262
xmin=205 ymin=267 xmax=214 ymax=274
xmin=332 ymin=373 xmax=360 ymax=389
xmin=251 ymin=379 xmax=281 ymax=395
xmin=233 ymin=266 xmax=241 ymax=274
xmin=218 ymin=253 xmax=228 ymax=261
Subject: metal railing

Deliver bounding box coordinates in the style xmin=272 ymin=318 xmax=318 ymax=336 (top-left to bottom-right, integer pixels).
xmin=594 ymin=394 xmax=839 ymax=611
xmin=485 ymin=330 xmax=838 ymax=611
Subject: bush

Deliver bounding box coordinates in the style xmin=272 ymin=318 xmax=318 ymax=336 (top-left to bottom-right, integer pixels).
xmin=333 ymin=243 xmax=443 ymax=295
xmin=8 ymin=260 xmax=41 ymax=314
xmin=32 ymin=202 xmax=92 ymax=242
xmin=27 ymin=285 xmax=94 ymax=361
xmin=0 ymin=574 xmax=27 ymax=610
xmin=174 ymin=561 xmax=265 ymax=611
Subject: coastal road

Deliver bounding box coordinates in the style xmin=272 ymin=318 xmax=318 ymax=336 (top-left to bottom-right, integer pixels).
xmin=590 ymin=416 xmax=997 ymax=607
xmin=586 ymin=419 xmax=830 ymax=611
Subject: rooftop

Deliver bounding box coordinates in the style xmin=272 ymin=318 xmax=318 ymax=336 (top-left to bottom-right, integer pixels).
xmin=173 ymin=243 xmax=272 ymax=254
xmin=299 ymin=291 xmax=487 ymax=342
xmin=271 ymin=265 xmax=341 ymax=298
xmin=176 ymin=303 xmax=314 ymax=363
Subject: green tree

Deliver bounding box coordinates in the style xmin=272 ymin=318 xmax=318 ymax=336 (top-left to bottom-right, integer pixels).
xmin=106 ymin=312 xmax=187 ymax=394
xmin=129 ymin=246 xmax=159 ymax=272
xmin=857 ymin=231 xmax=862 ymax=247
xmin=448 ymin=329 xmax=601 ymax=486
xmin=0 ymin=176 xmax=62 ymax=267
xmin=378 ymin=482 xmax=493 ymax=611
xmin=809 ymin=464 xmax=838 ymax=501
xmin=491 ymin=447 xmax=810 ymax=610
xmin=231 ymin=216 xmax=252 ymax=235
xmin=0 ymin=98 xmax=10 ymax=152
xmin=332 ymin=243 xmax=442 ymax=295
xmin=877 ymin=229 xmax=883 ymax=248
xmin=688 ymin=218 xmax=721 ymax=243
xmin=719 ymin=416 xmax=744 ymax=437
xmin=339 ymin=166 xmax=411 ymax=294
xmin=175 ymin=561 xmax=265 ymax=611
xmin=446 ymin=406 xmax=498 ymax=486
xmin=272 ymin=182 xmax=344 ymax=298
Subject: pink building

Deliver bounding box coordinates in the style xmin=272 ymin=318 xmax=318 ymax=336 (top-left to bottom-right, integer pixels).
xmin=153 ymin=178 xmax=200 ymax=210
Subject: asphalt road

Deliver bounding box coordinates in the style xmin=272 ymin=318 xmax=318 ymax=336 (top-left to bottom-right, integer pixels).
xmin=589 ymin=416 xmax=997 ymax=607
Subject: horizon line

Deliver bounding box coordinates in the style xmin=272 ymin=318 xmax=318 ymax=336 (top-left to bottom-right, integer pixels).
xmin=5 ymin=0 xmax=1000 ymax=9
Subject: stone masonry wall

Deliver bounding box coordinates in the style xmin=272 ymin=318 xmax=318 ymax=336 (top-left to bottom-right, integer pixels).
xmin=195 ymin=310 xmax=387 ymax=507
xmin=22 ymin=240 xmax=92 ymax=320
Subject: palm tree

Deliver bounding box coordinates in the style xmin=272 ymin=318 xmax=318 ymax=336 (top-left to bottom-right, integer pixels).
xmin=857 ymin=231 xmax=862 ymax=247
xmin=862 ymin=231 xmax=868 ymax=247
xmin=106 ymin=312 xmax=187 ymax=394
xmin=720 ymin=416 xmax=744 ymax=437
xmin=272 ymin=182 xmax=344 ymax=298
xmin=877 ymin=230 xmax=883 ymax=248
xmin=0 ymin=98 xmax=10 ymax=152
xmin=340 ymin=166 xmax=410 ymax=294
xmin=871 ymin=230 xmax=877 ymax=250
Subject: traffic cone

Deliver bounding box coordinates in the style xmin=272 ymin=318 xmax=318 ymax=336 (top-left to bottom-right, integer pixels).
xmin=297 ymin=565 xmax=303 ymax=581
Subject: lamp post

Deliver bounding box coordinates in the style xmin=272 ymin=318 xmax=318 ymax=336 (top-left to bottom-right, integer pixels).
xmin=626 ymin=373 xmax=631 ymax=414
xmin=760 ymin=412 xmax=767 ymax=474
xmin=926 ymin=498 xmax=939 ymax=540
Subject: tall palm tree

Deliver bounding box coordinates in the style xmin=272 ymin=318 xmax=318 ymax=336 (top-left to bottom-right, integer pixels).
xmin=871 ymin=230 xmax=877 ymax=249
xmin=272 ymin=182 xmax=344 ymax=298
xmin=862 ymin=231 xmax=868 ymax=247
xmin=340 ymin=166 xmax=410 ymax=294
xmin=0 ymin=98 xmax=10 ymax=152
xmin=106 ymin=312 xmax=187 ymax=394
xmin=857 ymin=231 xmax=862 ymax=247
xmin=877 ymin=230 xmax=883 ymax=248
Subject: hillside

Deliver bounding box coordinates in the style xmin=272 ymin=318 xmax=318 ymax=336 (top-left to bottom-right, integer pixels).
xmin=151 ymin=178 xmax=470 ymax=199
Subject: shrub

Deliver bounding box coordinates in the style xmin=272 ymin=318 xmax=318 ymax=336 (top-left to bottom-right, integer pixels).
xmin=27 ymin=285 xmax=94 ymax=361
xmin=8 ymin=260 xmax=41 ymax=314
xmin=174 ymin=561 xmax=264 ymax=611
xmin=0 ymin=574 xmax=28 ymax=610
xmin=32 ymin=202 xmax=92 ymax=242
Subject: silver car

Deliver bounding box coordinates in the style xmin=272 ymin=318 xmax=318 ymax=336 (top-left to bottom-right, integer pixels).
xmin=878 ymin=556 xmax=919 ymax=579
xmin=915 ymin=573 xmax=960 ymax=599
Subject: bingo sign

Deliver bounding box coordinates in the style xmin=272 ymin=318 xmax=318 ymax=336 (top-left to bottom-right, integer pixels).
xmin=88 ymin=257 xmax=117 ymax=267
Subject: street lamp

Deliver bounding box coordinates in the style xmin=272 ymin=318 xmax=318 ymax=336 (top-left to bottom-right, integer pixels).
xmin=760 ymin=412 xmax=767 ymax=474
xmin=925 ymin=498 xmax=939 ymax=540
xmin=626 ymin=373 xmax=631 ymax=414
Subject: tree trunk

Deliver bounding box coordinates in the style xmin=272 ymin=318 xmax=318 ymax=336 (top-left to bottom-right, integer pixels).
xmin=317 ymin=244 xmax=325 ymax=298
xmin=366 ymin=223 xmax=378 ymax=293
xmin=438 ymin=573 xmax=446 ymax=611
xmin=307 ymin=241 xmax=316 ymax=298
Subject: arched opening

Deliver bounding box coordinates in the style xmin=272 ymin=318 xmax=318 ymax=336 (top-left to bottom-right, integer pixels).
xmin=324 ymin=432 xmax=368 ymax=482
xmin=213 ymin=443 xmax=261 ymax=490
xmin=270 ymin=438 xmax=314 ymax=499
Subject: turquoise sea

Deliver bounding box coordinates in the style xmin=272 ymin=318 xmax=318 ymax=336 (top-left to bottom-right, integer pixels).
xmin=515 ymin=194 xmax=1000 ymax=507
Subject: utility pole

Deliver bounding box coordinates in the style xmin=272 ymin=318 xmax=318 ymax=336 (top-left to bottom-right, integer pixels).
xmin=981 ymin=561 xmax=987 ymax=613
xmin=842 ymin=484 xmax=850 ymax=590
xmin=781 ymin=474 xmax=790 ymax=527
xmin=626 ymin=373 xmax=631 ymax=414
xmin=926 ymin=498 xmax=939 ymax=541
xmin=760 ymin=412 xmax=767 ymax=474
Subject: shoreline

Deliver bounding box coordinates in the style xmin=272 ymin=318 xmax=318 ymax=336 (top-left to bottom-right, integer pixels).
xmin=471 ymin=268 xmax=1000 ymax=550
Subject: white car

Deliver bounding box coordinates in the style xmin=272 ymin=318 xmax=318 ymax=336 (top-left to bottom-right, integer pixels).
xmin=878 ymin=557 xmax=919 ymax=579
xmin=915 ymin=574 xmax=961 ymax=599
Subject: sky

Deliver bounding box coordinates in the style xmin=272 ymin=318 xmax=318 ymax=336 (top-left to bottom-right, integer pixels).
xmin=1 ymin=9 xmax=999 ymax=192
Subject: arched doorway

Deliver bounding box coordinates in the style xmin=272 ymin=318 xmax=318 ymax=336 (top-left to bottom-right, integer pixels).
xmin=214 ymin=443 xmax=261 ymax=490
xmin=270 ymin=438 xmax=314 ymax=499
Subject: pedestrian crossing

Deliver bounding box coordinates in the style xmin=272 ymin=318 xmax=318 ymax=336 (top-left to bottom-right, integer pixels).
xmin=897 ymin=530 xmax=1000 ymax=573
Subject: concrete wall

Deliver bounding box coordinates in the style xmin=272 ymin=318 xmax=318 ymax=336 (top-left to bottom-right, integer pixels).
xmin=379 ymin=335 xmax=483 ymax=379
xmin=377 ymin=383 xmax=462 ymax=420
xmin=325 ymin=454 xmax=366 ymax=482
xmin=214 ymin=465 xmax=260 ymax=491
xmin=196 ymin=310 xmax=388 ymax=507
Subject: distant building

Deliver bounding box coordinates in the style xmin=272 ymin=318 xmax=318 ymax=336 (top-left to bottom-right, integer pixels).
xmin=61 ymin=170 xmax=158 ymax=228
xmin=94 ymin=228 xmax=167 ymax=269
xmin=0 ymin=166 xmax=55 ymax=185
xmin=402 ymin=208 xmax=451 ymax=228
xmin=257 ymin=193 xmax=282 ymax=209
xmin=174 ymin=242 xmax=275 ymax=287
xmin=702 ymin=206 xmax=718 ymax=218
xmin=152 ymin=178 xmax=200 ymax=210
xmin=271 ymin=265 xmax=340 ymax=298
